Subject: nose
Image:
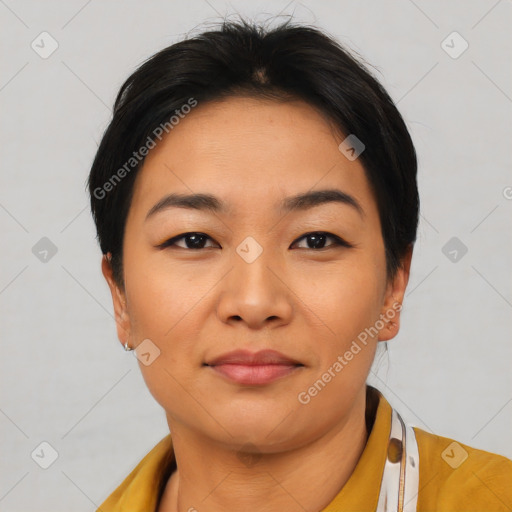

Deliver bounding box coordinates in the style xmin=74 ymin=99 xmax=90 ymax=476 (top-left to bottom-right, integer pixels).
xmin=215 ymin=247 xmax=293 ymax=330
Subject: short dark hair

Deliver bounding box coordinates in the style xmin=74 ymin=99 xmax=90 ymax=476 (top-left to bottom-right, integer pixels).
xmin=88 ymin=17 xmax=419 ymax=287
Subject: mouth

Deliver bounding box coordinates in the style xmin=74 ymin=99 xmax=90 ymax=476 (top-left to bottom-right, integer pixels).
xmin=203 ymin=349 xmax=304 ymax=386
xmin=205 ymin=362 xmax=304 ymax=386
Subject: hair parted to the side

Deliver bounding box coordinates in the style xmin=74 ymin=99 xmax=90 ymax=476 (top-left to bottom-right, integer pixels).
xmin=88 ymin=16 xmax=419 ymax=288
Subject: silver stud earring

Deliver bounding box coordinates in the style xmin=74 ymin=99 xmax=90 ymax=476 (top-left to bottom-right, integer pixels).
xmin=124 ymin=341 xmax=133 ymax=351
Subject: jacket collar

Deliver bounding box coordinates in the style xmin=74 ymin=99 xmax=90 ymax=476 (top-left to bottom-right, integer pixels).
xmin=97 ymin=386 xmax=391 ymax=511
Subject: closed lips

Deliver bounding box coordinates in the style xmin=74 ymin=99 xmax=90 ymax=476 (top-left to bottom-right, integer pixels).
xmin=204 ymin=349 xmax=303 ymax=367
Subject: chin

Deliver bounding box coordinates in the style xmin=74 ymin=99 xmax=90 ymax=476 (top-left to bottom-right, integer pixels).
xmin=213 ymin=407 xmax=312 ymax=451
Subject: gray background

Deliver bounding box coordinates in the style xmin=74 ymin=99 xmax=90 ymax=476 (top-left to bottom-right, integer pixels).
xmin=1 ymin=0 xmax=511 ymax=510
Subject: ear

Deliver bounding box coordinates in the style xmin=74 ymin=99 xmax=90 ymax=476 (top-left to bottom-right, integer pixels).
xmin=101 ymin=253 xmax=131 ymax=348
xmin=378 ymin=245 xmax=413 ymax=342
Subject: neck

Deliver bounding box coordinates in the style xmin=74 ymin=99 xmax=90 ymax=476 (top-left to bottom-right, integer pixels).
xmin=159 ymin=386 xmax=375 ymax=512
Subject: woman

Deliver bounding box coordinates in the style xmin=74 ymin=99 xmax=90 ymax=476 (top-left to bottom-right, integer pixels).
xmin=88 ymin=18 xmax=512 ymax=512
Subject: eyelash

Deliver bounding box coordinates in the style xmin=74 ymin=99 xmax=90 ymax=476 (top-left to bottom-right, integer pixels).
xmin=157 ymin=231 xmax=354 ymax=251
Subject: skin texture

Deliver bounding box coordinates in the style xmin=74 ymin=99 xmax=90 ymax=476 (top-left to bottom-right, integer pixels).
xmin=102 ymin=96 xmax=412 ymax=512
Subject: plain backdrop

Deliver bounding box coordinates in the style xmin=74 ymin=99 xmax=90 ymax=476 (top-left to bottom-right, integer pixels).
xmin=1 ymin=0 xmax=511 ymax=510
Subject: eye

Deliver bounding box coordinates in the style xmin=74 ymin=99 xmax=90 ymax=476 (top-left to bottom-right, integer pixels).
xmin=157 ymin=232 xmax=219 ymax=250
xmin=291 ymin=232 xmax=353 ymax=250
xmin=157 ymin=231 xmax=353 ymax=251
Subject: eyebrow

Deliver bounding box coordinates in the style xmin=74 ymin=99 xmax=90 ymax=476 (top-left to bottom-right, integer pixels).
xmin=145 ymin=188 xmax=364 ymax=221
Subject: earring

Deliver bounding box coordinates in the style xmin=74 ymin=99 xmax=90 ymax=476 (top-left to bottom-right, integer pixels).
xmin=124 ymin=341 xmax=133 ymax=351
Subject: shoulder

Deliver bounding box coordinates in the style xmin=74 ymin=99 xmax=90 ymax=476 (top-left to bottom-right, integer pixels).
xmin=413 ymin=427 xmax=512 ymax=511
xmin=96 ymin=434 xmax=174 ymax=511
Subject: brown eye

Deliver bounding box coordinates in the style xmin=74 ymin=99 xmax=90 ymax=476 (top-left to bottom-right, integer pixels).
xmin=158 ymin=232 xmax=219 ymax=250
xmin=292 ymin=232 xmax=353 ymax=250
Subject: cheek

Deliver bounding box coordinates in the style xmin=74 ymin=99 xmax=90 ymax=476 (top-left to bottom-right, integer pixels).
xmin=295 ymin=258 xmax=384 ymax=336
xmin=123 ymin=264 xmax=207 ymax=418
xmin=123 ymin=250 xmax=208 ymax=340
xmin=122 ymin=251 xmax=218 ymax=379
xmin=289 ymin=264 xmax=383 ymax=417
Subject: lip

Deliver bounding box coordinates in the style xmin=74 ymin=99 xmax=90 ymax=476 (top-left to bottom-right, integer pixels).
xmin=204 ymin=349 xmax=304 ymax=386
xmin=205 ymin=349 xmax=302 ymax=366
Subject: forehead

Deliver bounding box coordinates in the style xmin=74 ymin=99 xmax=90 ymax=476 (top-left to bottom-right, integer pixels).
xmin=129 ymin=96 xmax=377 ymax=219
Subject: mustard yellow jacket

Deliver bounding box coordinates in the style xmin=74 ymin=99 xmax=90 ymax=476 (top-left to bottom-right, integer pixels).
xmin=97 ymin=390 xmax=512 ymax=511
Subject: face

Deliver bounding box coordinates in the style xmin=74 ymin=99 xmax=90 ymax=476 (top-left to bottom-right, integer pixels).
xmin=103 ymin=96 xmax=411 ymax=452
